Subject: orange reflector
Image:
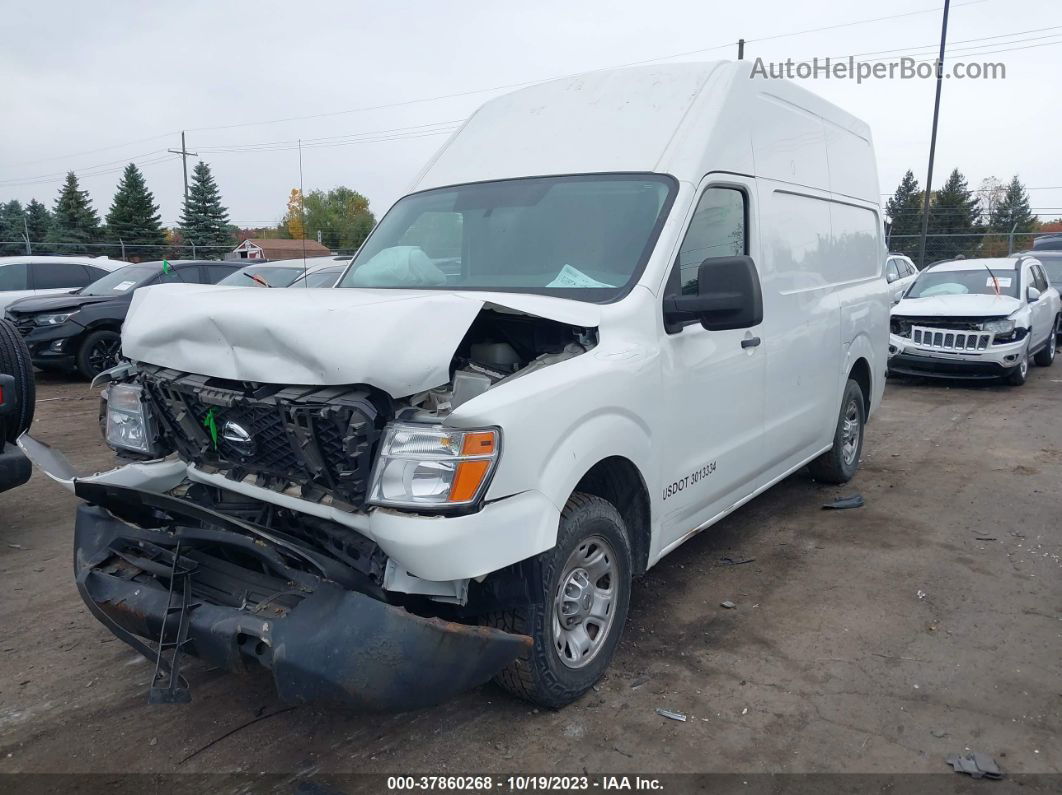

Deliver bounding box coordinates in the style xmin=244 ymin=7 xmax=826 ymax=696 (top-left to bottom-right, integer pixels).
xmin=449 ymin=459 xmax=491 ymax=503
xmin=460 ymin=431 xmax=496 ymax=456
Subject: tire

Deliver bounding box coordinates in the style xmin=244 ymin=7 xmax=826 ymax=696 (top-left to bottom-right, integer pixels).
xmin=807 ymin=378 xmax=865 ymax=484
xmin=1033 ymin=321 xmax=1057 ymax=367
xmin=1006 ymin=346 xmax=1030 ymax=386
xmin=76 ymin=329 xmax=122 ymax=380
xmin=485 ymin=493 xmax=632 ymax=708
xmin=0 ymin=319 xmax=35 ymax=443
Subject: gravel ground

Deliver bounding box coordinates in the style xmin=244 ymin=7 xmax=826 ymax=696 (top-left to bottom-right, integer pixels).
xmin=0 ymin=369 xmax=1059 ymax=779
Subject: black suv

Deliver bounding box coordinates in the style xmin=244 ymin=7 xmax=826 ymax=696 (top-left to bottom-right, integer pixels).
xmin=4 ymin=260 xmax=240 ymax=379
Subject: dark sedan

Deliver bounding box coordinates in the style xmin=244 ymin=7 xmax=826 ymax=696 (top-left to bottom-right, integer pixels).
xmin=4 ymin=260 xmax=240 ymax=379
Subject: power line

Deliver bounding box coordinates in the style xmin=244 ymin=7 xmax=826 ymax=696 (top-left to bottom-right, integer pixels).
xmin=196 ymin=119 xmax=464 ymax=153
xmin=0 ymin=154 xmax=179 ymax=189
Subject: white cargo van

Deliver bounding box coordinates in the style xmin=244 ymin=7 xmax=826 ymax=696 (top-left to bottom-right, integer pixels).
xmin=21 ymin=61 xmax=888 ymax=710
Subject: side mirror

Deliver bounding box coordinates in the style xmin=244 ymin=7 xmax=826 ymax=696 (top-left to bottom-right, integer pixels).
xmin=886 ymin=270 xmax=899 ymax=284
xmin=663 ymin=255 xmax=763 ymax=331
xmin=1028 ymin=286 xmax=1041 ymax=303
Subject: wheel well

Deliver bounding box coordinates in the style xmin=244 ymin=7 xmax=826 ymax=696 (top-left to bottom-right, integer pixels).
xmin=572 ymin=457 xmax=651 ymax=576
xmin=87 ymin=321 xmax=123 ymax=334
xmin=849 ymin=357 xmax=872 ymax=411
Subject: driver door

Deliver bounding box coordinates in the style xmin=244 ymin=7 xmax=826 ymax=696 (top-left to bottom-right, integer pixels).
xmin=658 ymin=179 xmax=766 ymax=549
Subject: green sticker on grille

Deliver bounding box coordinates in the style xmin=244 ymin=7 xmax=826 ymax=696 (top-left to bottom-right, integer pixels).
xmin=202 ymin=407 xmax=218 ymax=450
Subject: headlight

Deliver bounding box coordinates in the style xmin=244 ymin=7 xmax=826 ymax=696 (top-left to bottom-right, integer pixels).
xmin=982 ymin=319 xmax=1015 ymax=334
xmin=104 ymin=383 xmax=155 ymax=454
xmin=368 ymin=423 xmax=500 ymax=509
xmin=35 ymin=312 xmax=76 ymax=326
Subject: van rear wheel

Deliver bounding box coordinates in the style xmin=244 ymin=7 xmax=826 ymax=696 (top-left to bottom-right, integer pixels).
xmin=485 ymin=493 xmax=632 ymax=708
xmin=808 ymin=378 xmax=865 ymax=484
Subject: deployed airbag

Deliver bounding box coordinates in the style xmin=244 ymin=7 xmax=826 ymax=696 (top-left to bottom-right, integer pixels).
xmin=347 ymin=246 xmax=447 ymax=287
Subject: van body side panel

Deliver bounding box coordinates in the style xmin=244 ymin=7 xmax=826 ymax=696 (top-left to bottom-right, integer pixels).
xmin=758 ymin=186 xmax=842 ymax=468
xmin=822 ymin=115 xmax=880 ymax=203
xmin=831 ymin=201 xmax=888 ymax=417
xmin=751 ymin=93 xmax=831 ymax=194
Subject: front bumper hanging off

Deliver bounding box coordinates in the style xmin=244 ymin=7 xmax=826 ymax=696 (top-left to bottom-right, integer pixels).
xmin=73 ymin=483 xmax=531 ymax=711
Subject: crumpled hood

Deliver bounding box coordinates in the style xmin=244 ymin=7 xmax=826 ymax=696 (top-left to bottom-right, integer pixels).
xmin=122 ymin=284 xmax=600 ymax=396
xmin=893 ymin=293 xmax=1022 ymax=318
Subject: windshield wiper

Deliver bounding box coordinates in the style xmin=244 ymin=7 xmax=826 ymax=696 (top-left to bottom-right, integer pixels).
xmin=982 ymin=262 xmax=1001 ymax=297
xmin=243 ymin=272 xmax=271 ymax=288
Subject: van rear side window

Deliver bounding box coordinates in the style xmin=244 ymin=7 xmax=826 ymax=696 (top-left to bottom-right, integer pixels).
xmin=677 ymin=188 xmax=746 ymax=294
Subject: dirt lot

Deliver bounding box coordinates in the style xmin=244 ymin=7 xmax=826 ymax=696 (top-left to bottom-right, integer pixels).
xmin=0 ymin=369 xmax=1059 ymax=778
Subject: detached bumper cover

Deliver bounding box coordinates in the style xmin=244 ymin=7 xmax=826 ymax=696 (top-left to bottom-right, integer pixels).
xmin=73 ymin=486 xmax=531 ymax=711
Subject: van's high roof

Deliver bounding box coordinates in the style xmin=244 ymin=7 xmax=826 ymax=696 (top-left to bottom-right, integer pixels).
xmin=413 ymin=61 xmax=878 ymax=204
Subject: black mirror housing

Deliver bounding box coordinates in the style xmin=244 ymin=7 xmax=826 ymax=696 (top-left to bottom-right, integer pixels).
xmin=663 ymin=255 xmax=763 ymax=331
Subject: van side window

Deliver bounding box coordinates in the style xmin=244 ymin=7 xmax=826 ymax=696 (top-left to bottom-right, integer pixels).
xmin=676 ymin=187 xmax=746 ymax=294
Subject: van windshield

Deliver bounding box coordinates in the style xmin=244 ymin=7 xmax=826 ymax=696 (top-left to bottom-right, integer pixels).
xmin=906 ymin=268 xmax=1020 ymax=299
xmin=336 ymin=174 xmax=676 ymax=301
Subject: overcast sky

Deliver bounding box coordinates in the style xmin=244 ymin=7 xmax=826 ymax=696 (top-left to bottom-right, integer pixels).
xmin=2 ymin=0 xmax=1060 ymax=231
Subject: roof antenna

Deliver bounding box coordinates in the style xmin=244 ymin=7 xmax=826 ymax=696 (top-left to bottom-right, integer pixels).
xmin=298 ymin=138 xmax=307 ymax=286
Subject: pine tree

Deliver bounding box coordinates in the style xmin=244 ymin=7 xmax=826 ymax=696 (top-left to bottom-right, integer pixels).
xmin=179 ymin=161 xmax=233 ymax=256
xmin=884 ymin=170 xmax=922 ymax=260
xmin=45 ymin=172 xmax=101 ymax=254
xmin=24 ymin=199 xmax=52 ymax=248
xmin=105 ymin=163 xmax=166 ymax=260
xmin=926 ymin=169 xmax=982 ymax=263
xmin=988 ymin=176 xmax=1036 ymax=253
xmin=0 ymin=200 xmax=26 ymax=256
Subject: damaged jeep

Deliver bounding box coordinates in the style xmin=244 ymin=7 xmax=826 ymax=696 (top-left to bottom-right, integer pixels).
xmin=20 ymin=62 xmax=890 ymax=710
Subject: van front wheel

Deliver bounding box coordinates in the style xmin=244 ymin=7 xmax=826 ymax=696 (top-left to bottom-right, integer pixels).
xmin=485 ymin=493 xmax=632 ymax=708
xmin=808 ymin=379 xmax=865 ymax=484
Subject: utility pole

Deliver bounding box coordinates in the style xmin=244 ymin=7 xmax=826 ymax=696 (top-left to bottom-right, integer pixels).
xmin=168 ymin=131 xmax=198 ymax=207
xmin=22 ymin=215 xmax=31 ymax=255
xmin=917 ymin=0 xmax=951 ymax=268
xmin=737 ymin=39 xmax=745 ymax=60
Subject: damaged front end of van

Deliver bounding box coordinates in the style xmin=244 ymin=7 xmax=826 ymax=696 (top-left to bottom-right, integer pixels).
xmin=21 ymin=284 xmax=601 ymax=710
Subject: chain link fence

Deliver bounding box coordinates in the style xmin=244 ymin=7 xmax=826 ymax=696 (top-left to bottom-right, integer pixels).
xmin=0 ymin=240 xmax=235 ymax=261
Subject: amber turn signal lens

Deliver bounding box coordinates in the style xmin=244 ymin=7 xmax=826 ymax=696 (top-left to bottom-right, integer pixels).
xmin=460 ymin=431 xmax=496 ymax=456
xmin=449 ymin=459 xmax=491 ymax=503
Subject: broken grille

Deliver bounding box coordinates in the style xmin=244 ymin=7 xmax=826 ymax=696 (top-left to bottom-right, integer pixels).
xmin=140 ymin=367 xmax=382 ymax=507
xmin=911 ymin=326 xmax=991 ymax=352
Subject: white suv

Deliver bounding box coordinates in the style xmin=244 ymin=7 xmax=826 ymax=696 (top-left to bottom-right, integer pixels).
xmin=885 ymin=253 xmax=919 ymax=303
xmin=0 ymin=256 xmax=129 ymax=313
xmin=889 ymin=256 xmax=1061 ymax=385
